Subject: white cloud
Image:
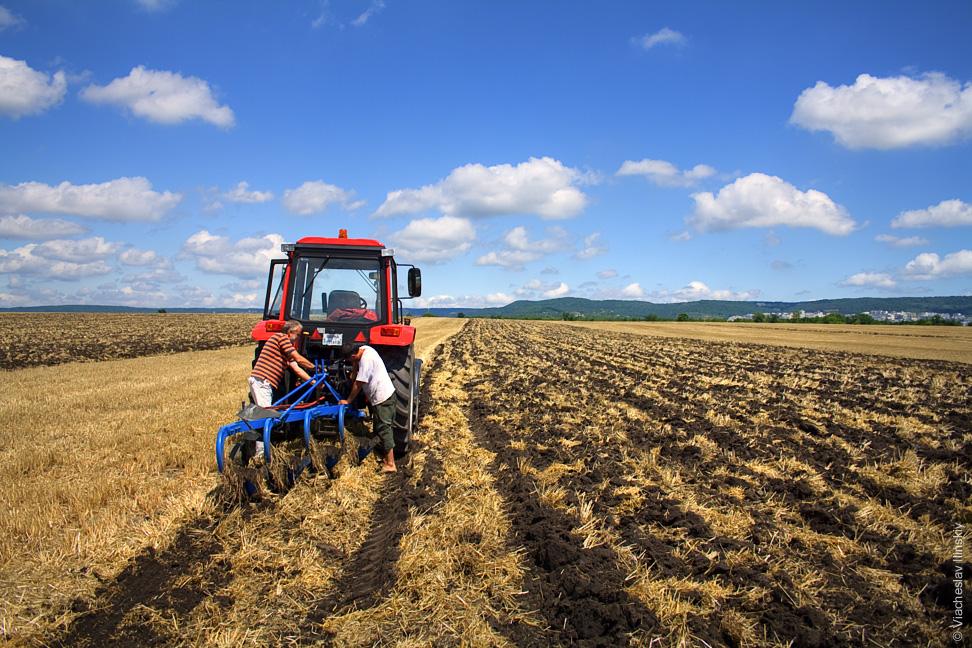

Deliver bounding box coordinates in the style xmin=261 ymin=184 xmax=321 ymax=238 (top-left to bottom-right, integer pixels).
xmin=33 ymin=236 xmax=119 ymax=263
xmin=0 ymin=237 xmax=117 ymax=280
xmin=597 ymin=269 xmax=617 ymax=279
xmin=575 ymin=232 xmax=607 ymax=259
xmin=0 ymin=176 xmax=182 ymax=221
xmin=0 ymin=214 xmax=87 ymax=239
xmin=182 ymin=230 xmax=285 ymax=277
xmin=476 ymin=225 xmax=569 ymax=270
xmin=282 ymin=180 xmax=363 ymax=215
xmin=0 ymin=6 xmax=25 ymax=30
xmin=689 ymin=173 xmax=856 ymax=235
xmin=636 ymin=27 xmax=686 ymax=49
xmin=389 ymin=215 xmax=475 ymax=263
xmin=351 ymin=0 xmax=385 ymax=26
xmin=81 ymin=66 xmax=234 ymax=128
xmin=542 ymin=282 xmax=569 ymax=298
xmin=621 ymin=282 xmax=644 ymax=298
xmin=840 ymin=272 xmax=897 ymax=289
xmin=617 ymin=159 xmax=715 ymax=187
xmin=375 ymin=157 xmax=588 ymax=220
xmin=640 ymin=280 xmax=759 ymax=303
xmin=903 ymin=250 xmax=972 ymax=279
xmin=0 ymin=55 xmax=66 ymax=118
xmin=223 ymin=181 xmax=273 ymax=204
xmin=410 ymin=293 xmax=512 ymax=309
xmin=791 ymin=72 xmax=972 ymax=149
xmin=135 ymin=0 xmax=177 ymax=11
xmin=875 ymin=234 xmax=929 ymax=247
xmin=119 ymin=248 xmax=160 ymax=266
xmin=891 ymin=199 xmax=972 ymax=228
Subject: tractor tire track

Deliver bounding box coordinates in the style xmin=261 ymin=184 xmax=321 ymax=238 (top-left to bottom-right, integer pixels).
xmin=302 ymin=344 xmax=450 ymax=640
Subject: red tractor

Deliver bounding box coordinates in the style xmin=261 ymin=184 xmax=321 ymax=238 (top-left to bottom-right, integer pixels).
xmin=215 ymin=229 xmax=422 ymax=485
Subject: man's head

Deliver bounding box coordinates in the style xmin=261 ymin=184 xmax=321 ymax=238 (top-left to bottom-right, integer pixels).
xmin=340 ymin=342 xmax=363 ymax=362
xmin=283 ymin=319 xmax=303 ymax=342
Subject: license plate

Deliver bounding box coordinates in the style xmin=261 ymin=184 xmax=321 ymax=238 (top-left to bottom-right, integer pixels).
xmin=320 ymin=331 xmax=343 ymax=346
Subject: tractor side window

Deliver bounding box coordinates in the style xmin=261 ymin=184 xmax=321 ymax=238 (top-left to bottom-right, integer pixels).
xmin=287 ymin=256 xmax=382 ymax=323
xmin=264 ymin=261 xmax=286 ymax=320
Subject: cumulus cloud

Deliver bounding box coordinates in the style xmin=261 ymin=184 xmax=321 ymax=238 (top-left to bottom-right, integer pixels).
xmin=282 ymin=180 xmax=363 ymax=215
xmin=636 ymin=281 xmax=759 ymax=303
xmin=903 ymin=250 xmax=972 ymax=279
xmin=840 ymin=272 xmax=896 ymax=289
xmin=0 ymin=237 xmax=119 ymax=279
xmin=0 ymin=176 xmax=182 ymax=221
xmin=616 ymin=159 xmax=715 ymax=187
xmin=891 ymin=199 xmax=972 ymax=228
xmin=621 ymin=282 xmax=644 ymax=298
xmin=476 ymin=226 xmax=569 ymax=270
xmin=223 ymin=181 xmax=273 ymax=204
xmin=0 ymin=6 xmax=25 ymax=30
xmin=375 ymin=157 xmax=589 ymax=220
xmin=574 ymin=232 xmax=607 ymax=260
xmin=351 ymin=0 xmax=385 ymax=26
xmin=182 ymin=230 xmax=285 ymax=277
xmin=119 ymin=248 xmax=161 ymax=266
xmin=543 ymin=282 xmax=569 ymax=298
xmin=389 ymin=215 xmax=475 ymax=263
xmin=81 ymin=66 xmax=234 ymax=128
xmin=0 ymin=55 xmax=66 ymax=118
xmin=689 ymin=173 xmax=856 ymax=235
xmin=875 ymin=234 xmax=929 ymax=247
xmin=636 ymin=27 xmax=686 ymax=49
xmin=0 ymin=214 xmax=87 ymax=239
xmin=791 ymin=72 xmax=972 ymax=149
xmin=597 ymin=269 xmax=618 ymax=279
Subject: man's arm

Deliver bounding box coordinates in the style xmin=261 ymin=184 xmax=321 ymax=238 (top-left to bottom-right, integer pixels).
xmin=339 ymin=378 xmax=364 ymax=405
xmin=289 ymin=349 xmax=315 ymax=371
xmin=288 ymin=360 xmax=312 ymax=382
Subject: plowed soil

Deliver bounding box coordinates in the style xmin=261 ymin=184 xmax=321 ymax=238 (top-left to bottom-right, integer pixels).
xmin=17 ymin=319 xmax=970 ymax=646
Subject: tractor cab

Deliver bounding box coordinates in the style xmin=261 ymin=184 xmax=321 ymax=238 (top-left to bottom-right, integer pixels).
xmin=252 ymin=229 xmax=421 ymax=359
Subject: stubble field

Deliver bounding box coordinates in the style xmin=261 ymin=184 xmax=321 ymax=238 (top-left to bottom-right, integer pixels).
xmin=1 ymin=316 xmax=969 ymax=646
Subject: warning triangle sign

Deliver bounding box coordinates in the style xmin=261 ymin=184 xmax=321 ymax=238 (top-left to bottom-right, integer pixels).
xmin=354 ymin=331 xmax=366 ymax=342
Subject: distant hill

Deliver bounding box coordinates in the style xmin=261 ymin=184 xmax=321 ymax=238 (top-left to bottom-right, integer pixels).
xmin=405 ymin=296 xmax=972 ymax=319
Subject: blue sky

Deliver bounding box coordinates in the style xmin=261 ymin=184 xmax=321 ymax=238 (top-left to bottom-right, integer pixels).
xmin=0 ymin=0 xmax=970 ymax=309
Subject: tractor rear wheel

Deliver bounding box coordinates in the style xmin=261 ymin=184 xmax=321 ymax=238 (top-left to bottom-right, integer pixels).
xmin=385 ymin=345 xmax=418 ymax=458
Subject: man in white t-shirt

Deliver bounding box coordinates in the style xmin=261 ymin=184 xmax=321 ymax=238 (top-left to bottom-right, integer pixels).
xmin=339 ymin=344 xmax=398 ymax=473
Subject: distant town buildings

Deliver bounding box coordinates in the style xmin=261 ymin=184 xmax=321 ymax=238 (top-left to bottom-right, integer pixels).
xmin=728 ymin=310 xmax=971 ymax=324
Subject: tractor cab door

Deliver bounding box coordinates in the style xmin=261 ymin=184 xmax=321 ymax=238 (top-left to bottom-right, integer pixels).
xmin=263 ymin=259 xmax=288 ymax=320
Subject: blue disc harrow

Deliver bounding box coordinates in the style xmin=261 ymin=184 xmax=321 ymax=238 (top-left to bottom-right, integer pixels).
xmin=215 ymin=360 xmax=368 ymax=493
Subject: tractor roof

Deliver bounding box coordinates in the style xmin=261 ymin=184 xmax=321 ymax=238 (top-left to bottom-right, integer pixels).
xmin=295 ymin=236 xmax=384 ymax=248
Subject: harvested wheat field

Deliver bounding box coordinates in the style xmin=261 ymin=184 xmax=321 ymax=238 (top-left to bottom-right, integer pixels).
xmin=0 ymin=313 xmax=256 ymax=370
xmin=564 ymin=320 xmax=972 ymax=364
xmin=2 ymin=317 xmax=969 ymax=646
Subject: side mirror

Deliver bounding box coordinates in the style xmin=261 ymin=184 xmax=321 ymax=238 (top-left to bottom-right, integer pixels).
xmin=407 ymin=267 xmax=422 ymax=297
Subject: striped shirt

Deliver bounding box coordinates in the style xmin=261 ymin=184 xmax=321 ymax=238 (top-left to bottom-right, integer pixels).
xmin=251 ymin=333 xmax=297 ymax=386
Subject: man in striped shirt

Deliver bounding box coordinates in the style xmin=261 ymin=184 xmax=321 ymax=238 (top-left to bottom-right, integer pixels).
xmin=249 ymin=320 xmax=315 ymax=408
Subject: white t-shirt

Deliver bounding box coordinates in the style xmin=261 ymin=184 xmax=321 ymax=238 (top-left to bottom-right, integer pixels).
xmin=355 ymin=345 xmax=395 ymax=405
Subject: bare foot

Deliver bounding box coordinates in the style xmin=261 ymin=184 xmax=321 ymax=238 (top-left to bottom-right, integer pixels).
xmin=381 ymin=464 xmax=397 ymax=473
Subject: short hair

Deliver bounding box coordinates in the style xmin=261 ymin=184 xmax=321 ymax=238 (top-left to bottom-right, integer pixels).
xmin=283 ymin=319 xmax=303 ymax=333
xmin=340 ymin=342 xmax=361 ymax=358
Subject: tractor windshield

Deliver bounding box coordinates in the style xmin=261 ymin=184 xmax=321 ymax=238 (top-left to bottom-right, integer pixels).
xmin=286 ymin=256 xmax=383 ymax=324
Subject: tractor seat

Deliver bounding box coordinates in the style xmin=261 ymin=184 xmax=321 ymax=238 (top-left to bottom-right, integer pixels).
xmin=328 ymin=290 xmax=363 ymax=313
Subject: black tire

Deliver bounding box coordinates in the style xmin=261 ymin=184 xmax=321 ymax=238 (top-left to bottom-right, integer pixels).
xmin=383 ymin=345 xmax=417 ymax=458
